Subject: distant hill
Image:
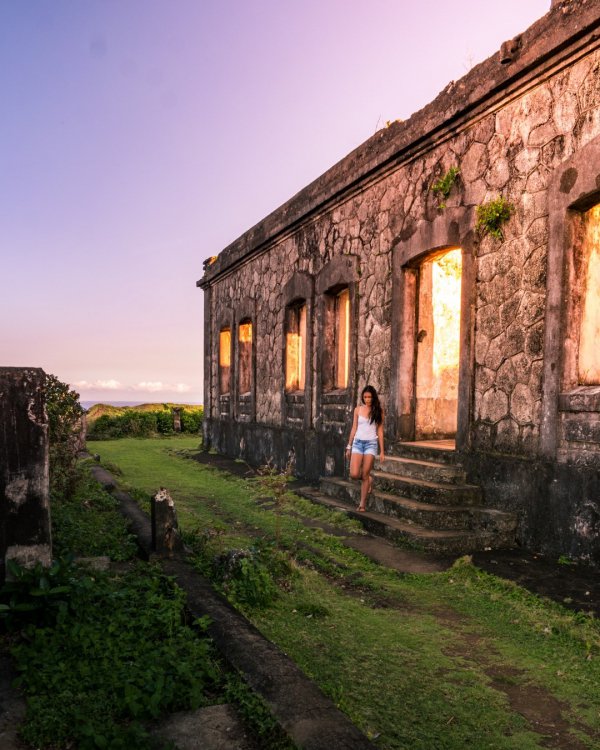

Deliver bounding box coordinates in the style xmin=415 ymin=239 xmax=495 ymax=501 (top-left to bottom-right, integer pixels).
xmin=85 ymin=402 xmax=202 ymax=425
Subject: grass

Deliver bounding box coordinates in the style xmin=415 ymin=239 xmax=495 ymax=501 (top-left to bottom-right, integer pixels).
xmin=94 ymin=436 xmax=600 ymax=749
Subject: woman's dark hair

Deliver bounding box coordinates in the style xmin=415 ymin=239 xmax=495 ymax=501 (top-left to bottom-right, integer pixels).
xmin=361 ymin=385 xmax=382 ymax=425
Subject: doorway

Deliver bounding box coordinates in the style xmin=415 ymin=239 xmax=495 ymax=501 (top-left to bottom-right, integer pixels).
xmin=414 ymin=248 xmax=462 ymax=440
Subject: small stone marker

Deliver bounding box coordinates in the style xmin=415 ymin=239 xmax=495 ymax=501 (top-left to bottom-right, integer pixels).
xmin=151 ymin=488 xmax=184 ymax=556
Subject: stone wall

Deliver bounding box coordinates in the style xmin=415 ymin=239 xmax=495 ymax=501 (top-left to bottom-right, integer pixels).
xmin=0 ymin=368 xmax=52 ymax=582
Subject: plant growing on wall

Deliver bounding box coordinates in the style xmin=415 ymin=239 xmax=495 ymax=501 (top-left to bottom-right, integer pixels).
xmin=476 ymin=196 xmax=515 ymax=240
xmin=431 ymin=166 xmax=460 ymax=209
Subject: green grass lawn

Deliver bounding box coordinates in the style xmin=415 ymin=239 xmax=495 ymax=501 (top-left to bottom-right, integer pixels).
xmin=94 ymin=436 xmax=600 ymax=750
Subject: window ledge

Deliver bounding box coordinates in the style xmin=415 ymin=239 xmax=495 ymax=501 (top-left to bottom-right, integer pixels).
xmin=322 ymin=389 xmax=349 ymax=405
xmin=559 ymin=386 xmax=600 ymax=413
xmin=285 ymin=390 xmax=305 ymax=400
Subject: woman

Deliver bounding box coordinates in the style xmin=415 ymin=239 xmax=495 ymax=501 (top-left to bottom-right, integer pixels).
xmin=345 ymin=385 xmax=384 ymax=512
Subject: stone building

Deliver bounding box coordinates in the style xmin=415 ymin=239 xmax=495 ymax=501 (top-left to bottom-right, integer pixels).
xmin=199 ymin=1 xmax=600 ymax=562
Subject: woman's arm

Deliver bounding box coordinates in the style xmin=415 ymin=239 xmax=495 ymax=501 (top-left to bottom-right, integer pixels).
xmin=345 ymin=407 xmax=359 ymax=456
xmin=377 ymin=411 xmax=385 ymax=463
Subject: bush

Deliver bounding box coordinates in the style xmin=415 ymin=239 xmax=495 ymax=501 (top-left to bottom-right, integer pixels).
xmin=87 ymin=405 xmax=203 ymax=439
xmin=156 ymin=409 xmax=174 ymax=434
xmin=181 ymin=407 xmax=203 ymax=433
xmin=44 ymin=373 xmax=84 ymax=499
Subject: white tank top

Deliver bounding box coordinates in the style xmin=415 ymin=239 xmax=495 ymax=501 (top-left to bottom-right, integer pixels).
xmin=355 ymin=413 xmax=378 ymax=441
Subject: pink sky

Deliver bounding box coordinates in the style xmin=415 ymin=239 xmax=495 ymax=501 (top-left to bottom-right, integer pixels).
xmin=1 ymin=0 xmax=550 ymax=404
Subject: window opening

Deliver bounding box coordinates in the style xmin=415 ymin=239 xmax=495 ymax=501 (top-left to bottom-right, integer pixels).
xmin=415 ymin=248 xmax=462 ymax=438
xmin=219 ymin=328 xmax=231 ymax=395
xmin=335 ymin=288 xmax=350 ymax=389
xmin=285 ymin=303 xmax=307 ymax=391
xmin=238 ymin=321 xmax=253 ymax=395
xmin=578 ymin=204 xmax=600 ymax=385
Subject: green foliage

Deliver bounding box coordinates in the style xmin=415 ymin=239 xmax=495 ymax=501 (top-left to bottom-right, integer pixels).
xmin=224 ymin=675 xmax=295 ymax=750
xmin=87 ymin=405 xmax=203 ymax=439
xmin=51 ymin=469 xmax=138 ymax=561
xmin=11 ymin=564 xmax=222 ymax=748
xmin=558 ymin=554 xmax=574 ymax=566
xmin=212 ymin=548 xmax=279 ymax=609
xmin=476 ymin=195 xmax=515 ymax=239
xmin=256 ymin=461 xmax=294 ymax=546
xmin=431 ymin=165 xmax=460 ymax=208
xmin=185 ymin=526 xmax=292 ymax=612
xmin=0 ymin=556 xmax=78 ymax=631
xmin=180 ymin=407 xmax=203 ymax=433
xmin=44 ymin=373 xmax=84 ymax=499
xmin=156 ymin=409 xmax=174 ymax=434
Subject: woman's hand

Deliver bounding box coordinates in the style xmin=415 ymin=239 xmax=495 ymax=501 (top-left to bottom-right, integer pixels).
xmin=379 ymin=451 xmax=385 ymax=464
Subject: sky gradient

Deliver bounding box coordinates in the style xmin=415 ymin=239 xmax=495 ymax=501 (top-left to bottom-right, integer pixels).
xmin=1 ymin=0 xmax=550 ymax=404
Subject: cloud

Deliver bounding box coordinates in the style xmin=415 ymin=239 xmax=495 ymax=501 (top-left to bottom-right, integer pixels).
xmin=74 ymin=379 xmax=192 ymax=395
xmin=133 ymin=382 xmax=192 ymax=394
xmin=133 ymin=381 xmax=165 ymax=392
xmin=74 ymin=379 xmax=122 ymax=391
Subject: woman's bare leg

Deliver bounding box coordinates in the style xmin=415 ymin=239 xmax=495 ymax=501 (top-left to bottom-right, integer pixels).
xmin=349 ymin=453 xmax=364 ymax=481
xmin=358 ymin=455 xmax=375 ymax=510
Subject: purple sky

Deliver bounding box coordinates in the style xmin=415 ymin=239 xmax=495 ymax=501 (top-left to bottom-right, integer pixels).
xmin=1 ymin=0 xmax=550 ymax=404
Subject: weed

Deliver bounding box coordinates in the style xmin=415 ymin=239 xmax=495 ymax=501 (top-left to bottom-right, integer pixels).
xmin=476 ymin=196 xmax=515 ymax=239
xmin=558 ymin=554 xmax=574 ymax=566
xmin=224 ymin=674 xmax=294 ymax=749
xmin=431 ymin=165 xmax=460 ymax=209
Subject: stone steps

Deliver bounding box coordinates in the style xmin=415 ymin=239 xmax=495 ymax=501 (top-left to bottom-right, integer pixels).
xmin=296 ymin=487 xmax=514 ymax=554
xmin=305 ymin=441 xmax=517 ymax=554
xmin=369 ymin=470 xmax=482 ymax=505
xmin=318 ymin=478 xmax=514 ymax=533
xmin=378 ymin=455 xmax=467 ymax=484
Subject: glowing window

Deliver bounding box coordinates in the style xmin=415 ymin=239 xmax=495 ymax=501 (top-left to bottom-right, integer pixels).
xmin=238 ymin=321 xmax=253 ymax=395
xmin=219 ymin=328 xmax=231 ymax=395
xmin=285 ymin=303 xmax=307 ymax=391
xmin=579 ymin=205 xmax=600 ymax=385
xmin=335 ymin=288 xmax=350 ymax=389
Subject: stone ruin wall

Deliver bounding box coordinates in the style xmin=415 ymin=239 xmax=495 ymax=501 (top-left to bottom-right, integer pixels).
xmin=208 ymin=43 xmax=600 ymax=461
xmin=0 ymin=368 xmax=52 ymax=582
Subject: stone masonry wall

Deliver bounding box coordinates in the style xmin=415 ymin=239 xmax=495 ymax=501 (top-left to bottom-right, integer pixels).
xmin=208 ymin=44 xmax=600 ymax=460
xmin=0 ymin=368 xmax=52 ymax=582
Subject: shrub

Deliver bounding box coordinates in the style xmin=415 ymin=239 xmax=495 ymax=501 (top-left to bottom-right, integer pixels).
xmin=212 ymin=548 xmax=279 ymax=609
xmin=88 ymin=405 xmax=203 ymax=439
xmin=156 ymin=409 xmax=174 ymax=434
xmin=43 ymin=373 xmax=84 ymax=499
xmin=181 ymin=407 xmax=203 ymax=433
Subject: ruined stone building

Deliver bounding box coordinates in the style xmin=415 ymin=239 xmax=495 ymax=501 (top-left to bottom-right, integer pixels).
xmin=199 ymin=1 xmax=600 ymax=563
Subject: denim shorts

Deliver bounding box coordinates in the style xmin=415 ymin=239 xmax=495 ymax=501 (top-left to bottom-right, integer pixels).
xmin=351 ymin=438 xmax=378 ymax=457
